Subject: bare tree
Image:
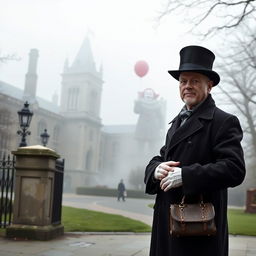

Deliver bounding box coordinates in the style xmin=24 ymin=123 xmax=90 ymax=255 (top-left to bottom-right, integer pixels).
xmin=218 ymin=66 xmax=256 ymax=153
xmin=157 ymin=0 xmax=256 ymax=191
xmin=213 ymin=35 xmax=256 ymax=187
xmin=158 ymin=1 xmax=256 ymax=153
xmin=0 ymin=52 xmax=20 ymax=63
xmin=158 ymin=0 xmax=256 ymax=36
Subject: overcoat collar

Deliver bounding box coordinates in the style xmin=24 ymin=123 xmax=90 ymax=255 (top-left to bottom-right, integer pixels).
xmin=166 ymin=94 xmax=216 ymax=154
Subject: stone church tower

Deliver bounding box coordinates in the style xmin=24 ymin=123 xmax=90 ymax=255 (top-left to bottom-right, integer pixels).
xmin=23 ymin=48 xmax=39 ymax=103
xmin=60 ymin=36 xmax=103 ymax=187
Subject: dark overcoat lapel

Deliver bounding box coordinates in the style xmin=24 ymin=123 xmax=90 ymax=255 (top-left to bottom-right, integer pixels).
xmin=165 ymin=100 xmax=214 ymax=160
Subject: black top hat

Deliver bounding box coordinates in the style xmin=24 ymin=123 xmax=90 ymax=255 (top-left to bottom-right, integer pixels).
xmin=168 ymin=45 xmax=220 ymax=86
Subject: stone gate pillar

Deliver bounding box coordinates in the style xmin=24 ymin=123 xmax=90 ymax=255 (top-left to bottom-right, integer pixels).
xmin=6 ymin=145 xmax=64 ymax=240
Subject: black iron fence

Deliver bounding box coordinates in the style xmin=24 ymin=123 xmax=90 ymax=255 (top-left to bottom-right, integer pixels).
xmin=0 ymin=155 xmax=15 ymax=228
xmin=52 ymin=158 xmax=65 ymax=225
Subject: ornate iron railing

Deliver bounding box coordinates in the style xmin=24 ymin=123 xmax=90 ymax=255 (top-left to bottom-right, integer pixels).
xmin=52 ymin=158 xmax=65 ymax=225
xmin=0 ymin=155 xmax=15 ymax=228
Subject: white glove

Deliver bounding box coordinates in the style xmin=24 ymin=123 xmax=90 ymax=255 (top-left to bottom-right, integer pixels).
xmin=154 ymin=165 xmax=168 ymax=180
xmin=160 ymin=167 xmax=182 ymax=191
xmin=154 ymin=161 xmax=180 ymax=181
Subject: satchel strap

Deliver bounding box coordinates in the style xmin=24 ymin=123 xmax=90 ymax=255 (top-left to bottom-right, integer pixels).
xmin=180 ymin=195 xmax=204 ymax=205
xmin=179 ymin=195 xmax=206 ymax=222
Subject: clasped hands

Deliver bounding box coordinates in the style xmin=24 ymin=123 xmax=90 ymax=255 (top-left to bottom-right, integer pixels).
xmin=154 ymin=161 xmax=182 ymax=192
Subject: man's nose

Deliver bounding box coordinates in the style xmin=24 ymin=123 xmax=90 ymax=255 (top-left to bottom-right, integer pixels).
xmin=184 ymin=81 xmax=193 ymax=88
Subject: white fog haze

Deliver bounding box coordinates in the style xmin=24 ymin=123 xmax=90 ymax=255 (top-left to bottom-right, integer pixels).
xmin=0 ymin=0 xmax=252 ymax=206
xmin=0 ymin=0 xmax=211 ymax=125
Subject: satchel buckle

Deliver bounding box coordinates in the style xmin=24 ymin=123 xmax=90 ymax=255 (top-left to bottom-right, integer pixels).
xmin=179 ymin=203 xmax=185 ymax=222
xmin=200 ymin=202 xmax=206 ymax=220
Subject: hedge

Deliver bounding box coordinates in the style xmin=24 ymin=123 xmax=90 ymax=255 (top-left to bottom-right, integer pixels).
xmin=76 ymin=186 xmax=155 ymax=199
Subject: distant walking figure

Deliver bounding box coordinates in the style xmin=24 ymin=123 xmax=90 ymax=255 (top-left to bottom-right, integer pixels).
xmin=117 ymin=179 xmax=126 ymax=202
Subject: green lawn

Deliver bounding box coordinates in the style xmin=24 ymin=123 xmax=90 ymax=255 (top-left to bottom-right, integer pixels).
xmin=148 ymin=204 xmax=256 ymax=236
xmin=62 ymin=206 xmax=151 ymax=232
xmin=63 ymin=206 xmax=256 ymax=235
xmin=228 ymin=208 xmax=256 ymax=236
xmin=1 ymin=206 xmax=255 ymax=235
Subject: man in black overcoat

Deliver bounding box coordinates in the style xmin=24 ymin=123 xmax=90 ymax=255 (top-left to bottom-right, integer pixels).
xmin=144 ymin=45 xmax=246 ymax=256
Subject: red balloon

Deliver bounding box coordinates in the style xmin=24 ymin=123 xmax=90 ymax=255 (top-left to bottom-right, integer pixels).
xmin=134 ymin=60 xmax=149 ymax=77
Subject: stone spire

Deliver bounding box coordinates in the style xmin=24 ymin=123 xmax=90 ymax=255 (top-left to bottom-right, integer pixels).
xmin=23 ymin=49 xmax=39 ymax=101
xmin=69 ymin=36 xmax=97 ymax=74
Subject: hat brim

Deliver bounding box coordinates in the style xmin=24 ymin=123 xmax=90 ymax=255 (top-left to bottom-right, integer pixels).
xmin=168 ymin=69 xmax=220 ymax=86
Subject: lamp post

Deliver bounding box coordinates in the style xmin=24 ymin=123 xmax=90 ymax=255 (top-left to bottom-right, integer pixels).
xmin=40 ymin=129 xmax=50 ymax=147
xmin=17 ymin=101 xmax=33 ymax=147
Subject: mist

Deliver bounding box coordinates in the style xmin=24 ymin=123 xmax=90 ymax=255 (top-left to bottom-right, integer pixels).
xmin=0 ymin=0 xmax=206 ymax=125
xmin=0 ymin=1 xmax=253 ymax=206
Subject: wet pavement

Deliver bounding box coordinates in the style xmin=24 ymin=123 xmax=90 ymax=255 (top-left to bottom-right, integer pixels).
xmin=0 ymin=193 xmax=255 ymax=256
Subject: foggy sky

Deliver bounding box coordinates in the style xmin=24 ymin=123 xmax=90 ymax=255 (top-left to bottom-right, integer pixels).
xmin=0 ymin=0 xmax=217 ymax=125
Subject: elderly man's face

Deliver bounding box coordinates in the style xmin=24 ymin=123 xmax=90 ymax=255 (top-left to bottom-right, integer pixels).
xmin=179 ymin=72 xmax=213 ymax=109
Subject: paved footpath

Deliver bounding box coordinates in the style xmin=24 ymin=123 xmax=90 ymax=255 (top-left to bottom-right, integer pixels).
xmin=0 ymin=193 xmax=255 ymax=256
xmin=0 ymin=232 xmax=150 ymax=256
xmin=62 ymin=193 xmax=154 ymax=226
xmin=0 ymin=232 xmax=256 ymax=256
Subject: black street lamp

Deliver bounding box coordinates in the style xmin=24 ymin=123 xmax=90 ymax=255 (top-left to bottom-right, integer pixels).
xmin=17 ymin=101 xmax=33 ymax=147
xmin=40 ymin=129 xmax=50 ymax=147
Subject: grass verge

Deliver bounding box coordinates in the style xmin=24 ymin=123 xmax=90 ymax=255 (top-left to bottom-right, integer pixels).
xmin=62 ymin=206 xmax=151 ymax=232
xmin=2 ymin=207 xmax=254 ymax=235
xmin=228 ymin=208 xmax=256 ymax=236
xmin=148 ymin=204 xmax=256 ymax=236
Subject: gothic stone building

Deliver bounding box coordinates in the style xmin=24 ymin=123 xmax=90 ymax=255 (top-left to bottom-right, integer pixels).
xmin=0 ymin=37 xmax=108 ymax=191
xmin=0 ymin=37 xmax=166 ymax=191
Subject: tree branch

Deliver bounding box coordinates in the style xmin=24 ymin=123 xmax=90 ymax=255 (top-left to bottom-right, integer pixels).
xmin=157 ymin=0 xmax=256 ymax=36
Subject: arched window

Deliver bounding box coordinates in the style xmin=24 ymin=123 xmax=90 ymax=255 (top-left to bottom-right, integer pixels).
xmin=89 ymin=90 xmax=98 ymax=115
xmin=85 ymin=149 xmax=92 ymax=170
xmin=0 ymin=108 xmax=12 ymax=153
xmin=89 ymin=129 xmax=94 ymax=142
xmin=37 ymin=120 xmax=47 ymax=136
xmin=67 ymin=87 xmax=79 ymax=110
xmin=112 ymin=141 xmax=119 ymax=157
xmin=53 ymin=125 xmax=60 ymax=142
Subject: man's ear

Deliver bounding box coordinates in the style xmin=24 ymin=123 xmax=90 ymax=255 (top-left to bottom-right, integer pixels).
xmin=208 ymin=81 xmax=213 ymax=92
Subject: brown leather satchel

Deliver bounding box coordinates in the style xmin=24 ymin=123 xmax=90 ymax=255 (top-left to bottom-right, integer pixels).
xmin=170 ymin=196 xmax=217 ymax=237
